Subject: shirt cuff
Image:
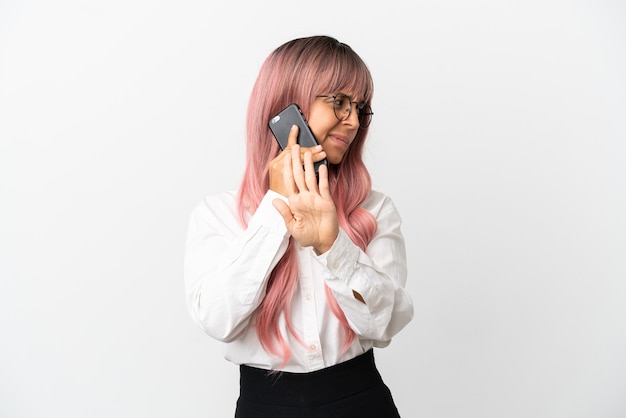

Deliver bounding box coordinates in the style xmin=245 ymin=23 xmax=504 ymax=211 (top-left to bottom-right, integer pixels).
xmin=247 ymin=190 xmax=289 ymax=238
xmin=314 ymin=228 xmax=360 ymax=281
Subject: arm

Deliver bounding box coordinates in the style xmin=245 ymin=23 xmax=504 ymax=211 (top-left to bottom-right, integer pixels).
xmin=183 ymin=191 xmax=290 ymax=342
xmin=271 ymin=145 xmax=413 ymax=343
xmin=315 ymin=194 xmax=414 ymax=345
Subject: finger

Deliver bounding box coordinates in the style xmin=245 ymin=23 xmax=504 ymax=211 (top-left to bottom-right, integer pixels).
xmin=299 ymin=144 xmax=323 ymax=158
xmin=287 ymin=125 xmax=298 ymax=148
xmin=300 ymin=146 xmax=326 ymax=166
xmin=272 ymin=198 xmax=293 ymax=225
xmin=291 ymin=144 xmax=307 ymax=192
xmin=303 ymin=151 xmax=318 ymax=192
xmin=311 ymin=148 xmax=326 ymax=162
xmin=317 ymin=163 xmax=332 ymax=200
xmin=282 ymin=148 xmax=297 ymax=196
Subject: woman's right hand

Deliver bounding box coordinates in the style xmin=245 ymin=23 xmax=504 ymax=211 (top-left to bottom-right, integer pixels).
xmin=269 ymin=125 xmax=326 ymax=197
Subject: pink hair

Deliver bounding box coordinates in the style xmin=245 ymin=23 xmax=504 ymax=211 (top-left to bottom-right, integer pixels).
xmin=236 ymin=36 xmax=377 ymax=366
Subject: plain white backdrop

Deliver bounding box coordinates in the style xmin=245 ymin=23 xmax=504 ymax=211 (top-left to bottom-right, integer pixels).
xmin=1 ymin=0 xmax=625 ymax=417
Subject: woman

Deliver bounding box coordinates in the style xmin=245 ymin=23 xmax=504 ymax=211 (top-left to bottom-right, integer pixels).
xmin=184 ymin=35 xmax=414 ymax=417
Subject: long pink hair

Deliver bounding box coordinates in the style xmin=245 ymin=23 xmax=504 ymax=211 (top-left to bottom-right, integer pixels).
xmin=236 ymin=36 xmax=377 ymax=365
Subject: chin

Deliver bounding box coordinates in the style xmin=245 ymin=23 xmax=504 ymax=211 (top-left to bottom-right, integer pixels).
xmin=325 ymin=149 xmax=349 ymax=164
xmin=326 ymin=155 xmax=345 ymax=165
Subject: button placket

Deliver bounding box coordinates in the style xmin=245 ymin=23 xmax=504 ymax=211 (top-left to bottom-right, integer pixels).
xmin=297 ymin=247 xmax=323 ymax=370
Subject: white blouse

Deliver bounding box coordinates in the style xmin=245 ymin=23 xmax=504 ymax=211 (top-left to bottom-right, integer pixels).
xmin=184 ymin=189 xmax=413 ymax=373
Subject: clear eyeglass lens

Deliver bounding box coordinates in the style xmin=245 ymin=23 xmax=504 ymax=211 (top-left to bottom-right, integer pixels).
xmin=331 ymin=94 xmax=373 ymax=128
xmin=358 ymin=104 xmax=372 ymax=127
xmin=333 ymin=95 xmax=352 ymax=120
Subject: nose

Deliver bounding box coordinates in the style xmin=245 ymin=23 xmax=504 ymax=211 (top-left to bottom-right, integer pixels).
xmin=342 ymin=103 xmax=360 ymax=127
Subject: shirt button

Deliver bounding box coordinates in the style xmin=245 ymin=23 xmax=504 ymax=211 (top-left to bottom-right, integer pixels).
xmin=305 ymin=294 xmax=312 ymax=301
xmin=309 ymin=344 xmax=317 ymax=350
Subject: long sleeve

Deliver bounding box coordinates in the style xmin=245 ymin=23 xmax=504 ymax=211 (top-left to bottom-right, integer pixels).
xmin=184 ymin=188 xmax=414 ymax=372
xmin=314 ymin=191 xmax=413 ymax=345
xmin=184 ymin=190 xmax=290 ymax=342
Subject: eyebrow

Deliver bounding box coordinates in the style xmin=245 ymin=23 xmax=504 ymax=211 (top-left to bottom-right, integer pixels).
xmin=336 ymin=92 xmax=367 ymax=105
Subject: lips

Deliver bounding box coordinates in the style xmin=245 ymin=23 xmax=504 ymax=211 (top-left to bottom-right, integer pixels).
xmin=328 ymin=134 xmax=350 ymax=148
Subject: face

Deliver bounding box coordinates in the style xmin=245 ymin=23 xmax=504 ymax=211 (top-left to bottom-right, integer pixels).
xmin=307 ymin=93 xmax=362 ymax=164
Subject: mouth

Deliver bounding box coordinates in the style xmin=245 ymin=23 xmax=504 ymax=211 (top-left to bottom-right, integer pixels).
xmin=328 ymin=134 xmax=350 ymax=148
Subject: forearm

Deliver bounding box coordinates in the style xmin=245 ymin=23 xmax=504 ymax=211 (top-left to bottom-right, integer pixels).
xmin=315 ymin=228 xmax=413 ymax=341
xmin=184 ymin=191 xmax=290 ymax=341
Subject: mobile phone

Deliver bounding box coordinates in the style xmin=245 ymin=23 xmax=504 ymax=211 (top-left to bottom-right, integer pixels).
xmin=269 ymin=103 xmax=328 ymax=173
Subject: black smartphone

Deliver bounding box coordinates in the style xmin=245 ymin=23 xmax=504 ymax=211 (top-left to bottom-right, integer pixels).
xmin=269 ymin=103 xmax=328 ymax=174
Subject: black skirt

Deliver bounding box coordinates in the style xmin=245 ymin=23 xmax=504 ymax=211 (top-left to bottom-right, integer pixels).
xmin=235 ymin=349 xmax=401 ymax=418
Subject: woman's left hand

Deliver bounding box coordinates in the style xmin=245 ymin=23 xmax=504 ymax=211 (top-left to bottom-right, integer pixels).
xmin=272 ymin=144 xmax=338 ymax=254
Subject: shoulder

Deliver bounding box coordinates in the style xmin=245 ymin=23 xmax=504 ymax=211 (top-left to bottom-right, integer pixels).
xmin=361 ymin=189 xmax=401 ymax=218
xmin=199 ymin=189 xmax=237 ymax=208
xmin=189 ymin=190 xmax=239 ymax=225
xmin=362 ymin=190 xmax=405 ymax=237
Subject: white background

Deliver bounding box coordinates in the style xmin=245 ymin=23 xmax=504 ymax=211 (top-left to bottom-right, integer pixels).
xmin=1 ymin=0 xmax=625 ymax=417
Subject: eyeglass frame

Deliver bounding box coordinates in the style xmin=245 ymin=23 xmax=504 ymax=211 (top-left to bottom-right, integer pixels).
xmin=315 ymin=94 xmax=374 ymax=128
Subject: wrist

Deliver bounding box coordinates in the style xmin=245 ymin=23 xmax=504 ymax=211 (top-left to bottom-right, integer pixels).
xmin=314 ymin=231 xmax=338 ymax=255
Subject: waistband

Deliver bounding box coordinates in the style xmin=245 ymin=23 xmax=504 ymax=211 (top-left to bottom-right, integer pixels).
xmin=239 ymin=349 xmax=382 ymax=407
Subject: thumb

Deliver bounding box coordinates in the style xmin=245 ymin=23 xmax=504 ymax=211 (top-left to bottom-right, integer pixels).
xmin=272 ymin=198 xmax=293 ymax=224
xmin=287 ymin=124 xmax=299 ymax=147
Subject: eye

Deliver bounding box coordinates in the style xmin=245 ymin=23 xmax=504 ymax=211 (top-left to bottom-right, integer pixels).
xmin=335 ymin=94 xmax=351 ymax=109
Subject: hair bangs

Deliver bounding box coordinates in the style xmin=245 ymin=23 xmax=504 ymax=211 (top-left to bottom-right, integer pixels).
xmin=312 ymin=45 xmax=374 ymax=103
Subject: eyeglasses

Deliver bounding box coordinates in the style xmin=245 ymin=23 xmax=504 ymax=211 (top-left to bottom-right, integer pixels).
xmin=315 ymin=94 xmax=374 ymax=128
